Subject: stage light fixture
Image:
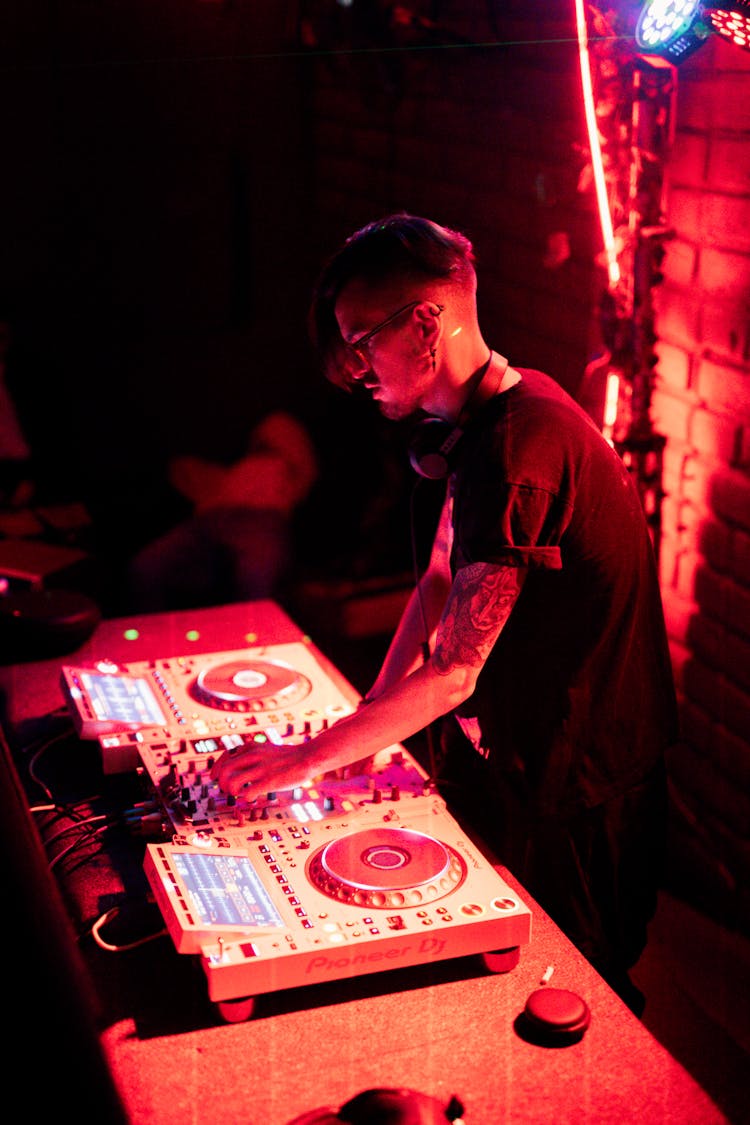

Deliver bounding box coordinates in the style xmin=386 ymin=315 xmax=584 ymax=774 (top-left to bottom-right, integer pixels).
xmin=635 ymin=0 xmax=713 ymax=61
xmin=706 ymin=3 xmax=750 ymax=50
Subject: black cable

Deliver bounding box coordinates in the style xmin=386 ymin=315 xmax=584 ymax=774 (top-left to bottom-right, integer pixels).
xmin=408 ymin=476 xmax=439 ymax=782
xmin=43 ymin=811 xmax=114 ymax=852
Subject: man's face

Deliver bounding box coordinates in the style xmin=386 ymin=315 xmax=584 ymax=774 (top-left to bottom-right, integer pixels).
xmin=335 ymin=286 xmax=434 ymax=421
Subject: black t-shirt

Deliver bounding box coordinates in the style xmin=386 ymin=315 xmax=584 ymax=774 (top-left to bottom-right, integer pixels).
xmin=449 ymin=368 xmax=678 ymax=815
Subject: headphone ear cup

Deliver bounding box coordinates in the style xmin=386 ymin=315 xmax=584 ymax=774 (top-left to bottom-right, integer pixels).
xmin=408 ymin=416 xmax=463 ymax=480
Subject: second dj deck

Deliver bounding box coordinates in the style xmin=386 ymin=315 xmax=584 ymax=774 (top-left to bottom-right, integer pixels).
xmin=61 ymin=640 xmax=356 ymax=773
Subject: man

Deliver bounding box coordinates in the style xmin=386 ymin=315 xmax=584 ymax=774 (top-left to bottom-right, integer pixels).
xmin=212 ymin=214 xmax=678 ymax=1014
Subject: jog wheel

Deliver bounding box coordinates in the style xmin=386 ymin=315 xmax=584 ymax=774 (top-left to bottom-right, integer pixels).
xmin=192 ymin=659 xmax=311 ymax=712
xmin=306 ymin=827 xmax=465 ymax=909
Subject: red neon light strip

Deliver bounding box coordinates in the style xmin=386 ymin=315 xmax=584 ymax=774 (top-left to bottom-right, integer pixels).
xmin=574 ymin=0 xmax=621 ymax=288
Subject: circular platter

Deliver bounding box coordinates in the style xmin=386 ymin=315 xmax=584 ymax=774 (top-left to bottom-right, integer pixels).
xmin=306 ymin=826 xmax=466 ymax=909
xmin=192 ymin=659 xmax=312 ymax=712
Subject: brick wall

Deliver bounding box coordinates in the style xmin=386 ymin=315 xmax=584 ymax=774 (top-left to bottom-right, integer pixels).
xmin=303 ymin=5 xmax=750 ymax=930
xmin=652 ymin=38 xmax=750 ymax=929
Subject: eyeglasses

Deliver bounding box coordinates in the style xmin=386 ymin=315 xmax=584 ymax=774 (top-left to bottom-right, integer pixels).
xmin=346 ymin=300 xmax=421 ymax=363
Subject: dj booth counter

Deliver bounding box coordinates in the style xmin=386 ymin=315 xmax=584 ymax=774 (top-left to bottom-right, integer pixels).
xmin=0 ymin=600 xmax=728 ymax=1125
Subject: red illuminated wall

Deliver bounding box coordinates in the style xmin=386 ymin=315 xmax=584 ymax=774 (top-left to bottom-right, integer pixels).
xmin=650 ymin=37 xmax=750 ymax=927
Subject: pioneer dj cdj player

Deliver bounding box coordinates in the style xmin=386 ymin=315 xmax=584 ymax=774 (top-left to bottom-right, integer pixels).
xmin=62 ymin=637 xmax=532 ymax=1020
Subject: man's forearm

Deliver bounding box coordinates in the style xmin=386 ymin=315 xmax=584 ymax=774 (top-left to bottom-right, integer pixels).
xmin=369 ymin=570 xmax=451 ymax=697
xmin=328 ymin=659 xmax=466 ymax=762
xmin=212 ymin=657 xmax=470 ymax=798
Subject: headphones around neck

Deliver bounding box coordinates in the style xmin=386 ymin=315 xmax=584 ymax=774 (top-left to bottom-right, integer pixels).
xmin=408 ymin=352 xmax=509 ymax=480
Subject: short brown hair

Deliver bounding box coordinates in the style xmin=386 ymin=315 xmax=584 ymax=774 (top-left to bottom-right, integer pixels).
xmin=309 ymin=213 xmax=476 ymax=388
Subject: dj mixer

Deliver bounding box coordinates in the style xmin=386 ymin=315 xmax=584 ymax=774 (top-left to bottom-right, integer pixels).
xmin=62 ymin=638 xmax=532 ymax=1020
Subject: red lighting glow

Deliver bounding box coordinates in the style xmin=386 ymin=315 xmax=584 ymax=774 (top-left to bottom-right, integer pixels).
xmin=602 ymin=371 xmax=621 ymax=446
xmin=708 ymin=8 xmax=750 ymax=48
xmin=575 ymin=0 xmax=621 ymax=288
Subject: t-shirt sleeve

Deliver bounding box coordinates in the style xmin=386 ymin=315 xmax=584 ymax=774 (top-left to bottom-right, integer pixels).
xmin=454 ymin=481 xmax=570 ymax=570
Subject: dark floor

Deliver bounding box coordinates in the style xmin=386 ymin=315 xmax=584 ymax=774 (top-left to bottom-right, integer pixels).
xmin=631 ymin=890 xmax=750 ymax=1125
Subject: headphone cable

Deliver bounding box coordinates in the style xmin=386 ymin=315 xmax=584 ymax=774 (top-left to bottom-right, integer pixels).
xmin=409 ymin=477 xmax=440 ymax=783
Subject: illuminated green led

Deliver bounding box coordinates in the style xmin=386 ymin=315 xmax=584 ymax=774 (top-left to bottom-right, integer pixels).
xmin=185 ymin=630 xmax=201 ymax=642
xmin=123 ymin=628 xmax=139 ymax=641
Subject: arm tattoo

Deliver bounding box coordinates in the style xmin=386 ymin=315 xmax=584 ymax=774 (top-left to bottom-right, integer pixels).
xmin=433 ymin=563 xmax=524 ymax=674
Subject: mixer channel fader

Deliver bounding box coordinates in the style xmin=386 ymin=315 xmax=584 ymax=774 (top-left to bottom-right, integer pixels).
xmin=138 ymin=728 xmax=435 ymax=844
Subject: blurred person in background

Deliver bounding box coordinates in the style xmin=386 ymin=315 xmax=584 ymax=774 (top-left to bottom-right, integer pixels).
xmin=129 ymin=410 xmax=318 ymax=611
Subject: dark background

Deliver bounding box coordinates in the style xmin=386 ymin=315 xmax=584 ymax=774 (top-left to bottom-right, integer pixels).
xmin=0 ymin=1 xmax=609 ymax=611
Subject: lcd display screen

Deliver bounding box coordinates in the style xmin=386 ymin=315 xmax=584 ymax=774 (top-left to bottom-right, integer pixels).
xmin=172 ymin=850 xmax=284 ymax=929
xmin=79 ymin=671 xmax=166 ymax=727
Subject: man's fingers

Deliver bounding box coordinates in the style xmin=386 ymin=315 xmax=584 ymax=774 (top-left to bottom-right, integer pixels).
xmin=211 ymin=750 xmax=254 ymax=794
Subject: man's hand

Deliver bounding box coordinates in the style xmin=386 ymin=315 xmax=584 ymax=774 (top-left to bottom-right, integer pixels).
xmin=210 ymin=740 xmax=317 ymax=799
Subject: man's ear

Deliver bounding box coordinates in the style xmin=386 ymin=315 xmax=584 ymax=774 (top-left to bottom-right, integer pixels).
xmin=414 ymin=301 xmax=444 ymax=347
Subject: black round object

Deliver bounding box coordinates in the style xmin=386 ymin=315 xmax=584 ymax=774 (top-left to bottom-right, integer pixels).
xmin=408 ymin=416 xmax=463 ymax=480
xmin=520 ymin=987 xmax=591 ymax=1045
xmin=339 ymin=1087 xmax=465 ymax=1124
xmin=0 ymin=588 xmax=101 ymax=662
